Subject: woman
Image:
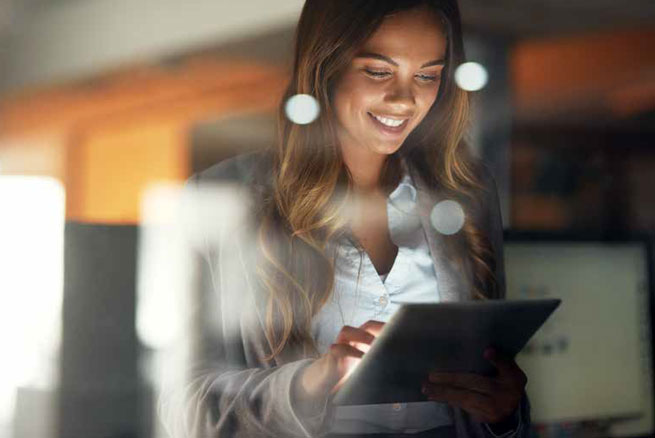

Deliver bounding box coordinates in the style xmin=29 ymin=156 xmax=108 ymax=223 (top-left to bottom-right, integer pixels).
xmin=182 ymin=0 xmax=530 ymax=437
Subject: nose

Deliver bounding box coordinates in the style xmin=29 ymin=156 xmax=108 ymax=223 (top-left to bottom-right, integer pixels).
xmin=384 ymin=80 xmax=415 ymax=114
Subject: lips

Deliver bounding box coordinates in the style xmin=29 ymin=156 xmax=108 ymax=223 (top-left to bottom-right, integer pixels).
xmin=367 ymin=112 xmax=409 ymax=135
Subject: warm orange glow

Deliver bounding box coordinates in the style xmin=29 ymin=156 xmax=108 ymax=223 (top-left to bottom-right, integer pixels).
xmin=67 ymin=121 xmax=188 ymax=224
xmin=0 ymin=59 xmax=287 ymax=136
xmin=607 ymin=76 xmax=655 ymax=118
xmin=512 ymin=195 xmax=571 ymax=230
xmin=0 ymin=57 xmax=288 ymax=224
xmin=0 ymin=133 xmax=67 ymax=182
xmin=511 ymin=28 xmax=655 ymax=118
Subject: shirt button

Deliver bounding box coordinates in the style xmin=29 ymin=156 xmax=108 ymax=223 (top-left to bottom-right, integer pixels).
xmin=378 ymin=295 xmax=388 ymax=306
xmin=392 ymin=403 xmax=402 ymax=411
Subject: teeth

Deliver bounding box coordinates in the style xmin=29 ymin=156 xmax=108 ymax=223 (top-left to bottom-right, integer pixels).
xmin=372 ymin=114 xmax=406 ymax=128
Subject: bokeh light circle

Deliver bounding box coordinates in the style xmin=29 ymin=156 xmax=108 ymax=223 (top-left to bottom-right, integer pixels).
xmin=454 ymin=62 xmax=488 ymax=91
xmin=430 ymin=200 xmax=465 ymax=235
xmin=284 ymin=94 xmax=320 ymax=125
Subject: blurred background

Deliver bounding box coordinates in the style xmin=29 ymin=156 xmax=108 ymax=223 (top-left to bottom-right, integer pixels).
xmin=0 ymin=0 xmax=653 ymax=437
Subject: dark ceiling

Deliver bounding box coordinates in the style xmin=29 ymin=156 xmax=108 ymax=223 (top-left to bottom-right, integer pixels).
xmin=2 ymin=0 xmax=654 ymax=40
xmin=460 ymin=0 xmax=655 ymax=37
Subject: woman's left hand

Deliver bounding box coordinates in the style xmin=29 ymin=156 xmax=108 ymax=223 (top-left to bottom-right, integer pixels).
xmin=421 ymin=347 xmax=527 ymax=424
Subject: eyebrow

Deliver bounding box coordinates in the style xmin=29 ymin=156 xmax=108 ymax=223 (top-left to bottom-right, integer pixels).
xmin=355 ymin=51 xmax=445 ymax=68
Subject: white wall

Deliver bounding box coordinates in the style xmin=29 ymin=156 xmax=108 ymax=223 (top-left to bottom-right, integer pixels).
xmin=2 ymin=0 xmax=304 ymax=92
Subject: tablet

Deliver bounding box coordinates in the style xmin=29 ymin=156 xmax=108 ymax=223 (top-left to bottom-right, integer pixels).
xmin=332 ymin=298 xmax=561 ymax=406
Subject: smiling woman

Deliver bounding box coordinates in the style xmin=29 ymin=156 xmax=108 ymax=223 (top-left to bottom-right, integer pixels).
xmin=334 ymin=5 xmax=446 ymax=158
xmin=179 ymin=1 xmax=531 ymax=437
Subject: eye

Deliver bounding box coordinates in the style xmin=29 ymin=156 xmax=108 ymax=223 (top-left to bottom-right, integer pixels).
xmin=364 ymin=68 xmax=391 ymax=78
xmin=416 ymin=73 xmax=441 ymax=83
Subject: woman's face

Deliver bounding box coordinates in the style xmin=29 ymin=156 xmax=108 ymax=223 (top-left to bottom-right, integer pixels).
xmin=332 ymin=6 xmax=447 ymax=156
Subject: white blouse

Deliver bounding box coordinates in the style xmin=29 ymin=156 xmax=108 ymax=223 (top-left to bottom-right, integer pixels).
xmin=311 ymin=169 xmax=454 ymax=435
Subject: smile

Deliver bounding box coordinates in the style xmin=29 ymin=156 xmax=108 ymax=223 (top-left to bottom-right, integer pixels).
xmin=368 ymin=112 xmax=409 ymax=134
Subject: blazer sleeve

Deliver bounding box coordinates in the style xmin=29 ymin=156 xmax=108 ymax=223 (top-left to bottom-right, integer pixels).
xmin=477 ymin=166 xmax=532 ymax=438
xmin=158 ymin=161 xmax=333 ymax=438
xmin=483 ymin=165 xmax=507 ymax=300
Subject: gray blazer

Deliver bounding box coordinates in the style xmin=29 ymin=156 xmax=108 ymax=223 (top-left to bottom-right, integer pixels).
xmin=179 ymin=150 xmax=531 ymax=438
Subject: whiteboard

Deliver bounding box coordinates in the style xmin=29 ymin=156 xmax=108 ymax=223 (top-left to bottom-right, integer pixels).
xmin=505 ymin=242 xmax=650 ymax=428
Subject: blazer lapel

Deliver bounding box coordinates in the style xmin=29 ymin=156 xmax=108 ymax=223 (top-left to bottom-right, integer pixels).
xmin=408 ymin=164 xmax=472 ymax=303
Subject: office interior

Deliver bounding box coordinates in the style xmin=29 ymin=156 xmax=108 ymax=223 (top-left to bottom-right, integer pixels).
xmin=0 ymin=0 xmax=654 ymax=437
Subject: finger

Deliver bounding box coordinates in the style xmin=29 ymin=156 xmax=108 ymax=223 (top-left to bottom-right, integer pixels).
xmin=359 ymin=320 xmax=385 ymax=337
xmin=422 ymin=383 xmax=495 ymax=419
xmin=327 ymin=345 xmax=364 ymax=394
xmin=329 ymin=344 xmax=364 ymax=377
xmin=329 ymin=343 xmax=365 ymax=360
xmin=336 ymin=325 xmax=376 ymax=346
xmin=428 ymin=372 xmax=496 ymax=395
xmin=484 ymin=348 xmax=527 ymax=386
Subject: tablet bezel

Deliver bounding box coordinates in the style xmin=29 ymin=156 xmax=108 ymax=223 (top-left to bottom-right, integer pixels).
xmin=332 ymin=298 xmax=561 ymax=406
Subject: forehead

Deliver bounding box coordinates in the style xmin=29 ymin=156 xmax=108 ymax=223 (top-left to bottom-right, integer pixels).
xmin=361 ymin=7 xmax=447 ymax=61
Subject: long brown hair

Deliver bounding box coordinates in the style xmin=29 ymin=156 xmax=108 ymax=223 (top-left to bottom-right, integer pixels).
xmin=257 ymin=0 xmax=497 ymax=362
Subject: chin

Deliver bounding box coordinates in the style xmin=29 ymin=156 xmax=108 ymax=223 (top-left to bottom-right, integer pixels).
xmin=379 ymin=147 xmax=403 ymax=156
xmin=371 ymin=140 xmax=405 ymax=156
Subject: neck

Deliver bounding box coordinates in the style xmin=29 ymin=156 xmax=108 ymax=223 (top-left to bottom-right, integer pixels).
xmin=340 ymin=142 xmax=387 ymax=194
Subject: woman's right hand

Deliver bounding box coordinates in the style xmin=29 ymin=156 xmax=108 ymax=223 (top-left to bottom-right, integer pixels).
xmin=297 ymin=320 xmax=385 ymax=404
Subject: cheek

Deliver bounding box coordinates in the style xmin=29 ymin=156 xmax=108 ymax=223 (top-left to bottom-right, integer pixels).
xmin=334 ymin=81 xmax=378 ymax=124
xmin=339 ymin=72 xmax=380 ymax=105
xmin=333 ymin=76 xmax=356 ymax=120
xmin=416 ymin=86 xmax=441 ymax=119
